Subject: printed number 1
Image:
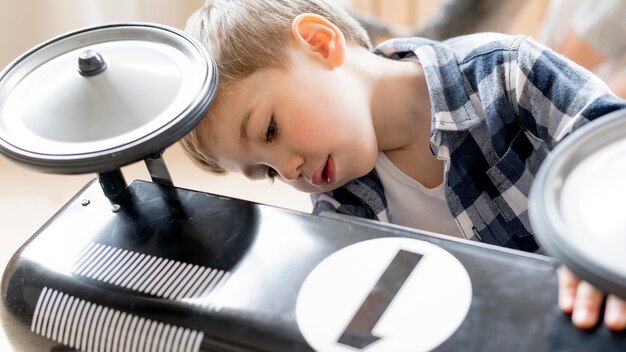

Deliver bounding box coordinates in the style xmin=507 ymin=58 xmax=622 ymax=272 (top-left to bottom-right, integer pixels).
xmin=337 ymin=249 xmax=423 ymax=349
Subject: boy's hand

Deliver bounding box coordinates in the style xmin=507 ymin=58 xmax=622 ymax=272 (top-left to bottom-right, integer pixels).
xmin=557 ymin=265 xmax=626 ymax=331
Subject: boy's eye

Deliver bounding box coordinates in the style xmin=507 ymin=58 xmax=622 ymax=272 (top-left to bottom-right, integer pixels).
xmin=266 ymin=166 xmax=278 ymax=181
xmin=266 ymin=116 xmax=278 ymax=142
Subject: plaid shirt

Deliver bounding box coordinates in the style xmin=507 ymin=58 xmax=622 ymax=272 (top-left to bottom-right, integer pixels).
xmin=312 ymin=33 xmax=626 ymax=253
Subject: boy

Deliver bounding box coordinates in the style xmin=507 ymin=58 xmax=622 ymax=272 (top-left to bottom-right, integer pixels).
xmin=182 ymin=0 xmax=626 ymax=332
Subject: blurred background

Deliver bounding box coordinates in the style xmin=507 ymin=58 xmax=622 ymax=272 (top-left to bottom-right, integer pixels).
xmin=2 ymin=0 xmax=622 ymax=349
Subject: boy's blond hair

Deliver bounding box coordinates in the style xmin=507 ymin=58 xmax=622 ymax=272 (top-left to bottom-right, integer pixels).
xmin=181 ymin=0 xmax=371 ymax=174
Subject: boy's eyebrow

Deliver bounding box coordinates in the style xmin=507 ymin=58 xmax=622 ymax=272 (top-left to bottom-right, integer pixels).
xmin=239 ymin=110 xmax=252 ymax=147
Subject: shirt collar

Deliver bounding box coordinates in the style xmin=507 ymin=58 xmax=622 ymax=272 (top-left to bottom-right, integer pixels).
xmin=373 ymin=38 xmax=480 ymax=133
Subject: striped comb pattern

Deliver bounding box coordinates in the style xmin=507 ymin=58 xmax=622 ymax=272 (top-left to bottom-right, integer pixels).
xmin=71 ymin=243 xmax=230 ymax=307
xmin=31 ymin=287 xmax=204 ymax=352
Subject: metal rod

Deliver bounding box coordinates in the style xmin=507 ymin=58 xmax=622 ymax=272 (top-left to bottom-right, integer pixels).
xmin=144 ymin=152 xmax=174 ymax=186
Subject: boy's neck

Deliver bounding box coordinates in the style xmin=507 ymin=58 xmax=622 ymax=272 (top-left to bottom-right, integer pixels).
xmin=347 ymin=46 xmax=442 ymax=187
xmin=347 ymin=47 xmax=431 ymax=151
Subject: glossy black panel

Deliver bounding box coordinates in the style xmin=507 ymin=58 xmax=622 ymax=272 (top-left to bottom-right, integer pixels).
xmin=1 ymin=180 xmax=624 ymax=351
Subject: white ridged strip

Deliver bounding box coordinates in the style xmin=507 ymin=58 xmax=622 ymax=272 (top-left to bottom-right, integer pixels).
xmin=99 ymin=308 xmax=114 ymax=352
xmin=153 ymin=323 xmax=165 ymax=352
xmin=124 ymin=315 xmax=139 ymax=351
xmin=81 ymin=301 xmax=97 ymax=351
xmin=74 ymin=299 xmax=89 ymax=349
xmin=153 ymin=261 xmax=182 ymax=297
xmin=120 ymin=254 xmax=150 ymax=288
xmin=88 ymin=305 xmax=104 ymax=352
xmin=74 ymin=242 xmax=97 ymax=266
xmin=183 ymin=267 xmax=211 ymax=298
xmin=133 ymin=318 xmax=149 ymax=351
xmin=85 ymin=246 xmax=115 ymax=277
xmin=186 ymin=330 xmax=198 ymax=352
xmin=119 ymin=313 xmax=132 ymax=352
xmin=72 ymin=242 xmax=98 ymax=273
xmin=144 ymin=319 xmax=158 ymax=352
xmin=164 ymin=324 xmax=176 ymax=352
xmin=106 ymin=310 xmax=121 ymax=352
xmin=163 ymin=263 xmax=193 ymax=299
xmin=113 ymin=312 xmax=128 ymax=352
xmin=76 ymin=244 xmax=108 ymax=275
xmin=158 ymin=324 xmax=171 ymax=352
xmin=71 ymin=243 xmax=231 ymax=309
xmin=172 ymin=327 xmax=184 ymax=351
xmin=46 ymin=290 xmax=62 ymax=338
xmin=93 ymin=247 xmax=124 ymax=281
xmin=136 ymin=257 xmax=165 ymax=292
xmin=113 ymin=252 xmax=143 ymax=286
xmin=67 ymin=298 xmax=85 ymax=347
xmin=191 ymin=329 xmax=203 ymax=352
xmin=31 ymin=286 xmax=48 ymax=334
xmin=129 ymin=256 xmax=159 ymax=291
xmin=191 ymin=269 xmax=218 ymax=298
xmin=199 ymin=270 xmax=224 ymax=297
xmin=59 ymin=295 xmax=74 ymax=345
xmin=180 ymin=329 xmax=191 ymax=352
xmin=173 ymin=265 xmax=201 ymax=299
xmin=144 ymin=259 xmax=174 ymax=294
xmin=31 ymin=288 xmax=204 ymax=351
xmin=41 ymin=289 xmax=57 ymax=336
xmin=102 ymin=250 xmax=132 ymax=283
xmin=47 ymin=291 xmax=65 ymax=339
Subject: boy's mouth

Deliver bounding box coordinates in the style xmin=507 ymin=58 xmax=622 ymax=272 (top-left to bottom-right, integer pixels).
xmin=312 ymin=156 xmax=335 ymax=185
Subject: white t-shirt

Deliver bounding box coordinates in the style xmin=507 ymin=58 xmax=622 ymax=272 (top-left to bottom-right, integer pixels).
xmin=374 ymin=152 xmax=464 ymax=238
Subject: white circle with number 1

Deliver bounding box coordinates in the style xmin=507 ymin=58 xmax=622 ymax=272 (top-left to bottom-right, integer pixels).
xmin=296 ymin=237 xmax=472 ymax=352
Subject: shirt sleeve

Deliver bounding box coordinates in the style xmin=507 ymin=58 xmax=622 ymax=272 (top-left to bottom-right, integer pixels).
xmin=310 ymin=170 xmax=390 ymax=222
xmin=508 ymin=36 xmax=626 ymax=149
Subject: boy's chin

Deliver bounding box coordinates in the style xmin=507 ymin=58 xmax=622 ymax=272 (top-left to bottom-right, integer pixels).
xmin=290 ymin=182 xmax=345 ymax=194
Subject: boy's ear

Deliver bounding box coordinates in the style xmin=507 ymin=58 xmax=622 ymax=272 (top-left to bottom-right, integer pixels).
xmin=291 ymin=13 xmax=345 ymax=68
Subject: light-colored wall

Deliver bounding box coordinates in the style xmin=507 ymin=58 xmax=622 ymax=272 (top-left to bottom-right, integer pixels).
xmin=348 ymin=0 xmax=549 ymax=38
xmin=0 ymin=0 xmax=202 ymax=68
xmin=349 ymin=0 xmax=444 ymax=26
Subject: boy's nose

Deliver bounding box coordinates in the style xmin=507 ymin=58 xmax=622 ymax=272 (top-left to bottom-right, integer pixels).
xmin=278 ymin=164 xmax=302 ymax=181
xmin=274 ymin=154 xmax=303 ymax=181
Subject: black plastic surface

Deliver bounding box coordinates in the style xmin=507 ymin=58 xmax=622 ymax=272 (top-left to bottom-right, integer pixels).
xmin=1 ymin=180 xmax=624 ymax=351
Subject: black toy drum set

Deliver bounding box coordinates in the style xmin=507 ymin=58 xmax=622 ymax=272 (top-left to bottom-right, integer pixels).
xmin=0 ymin=23 xmax=624 ymax=351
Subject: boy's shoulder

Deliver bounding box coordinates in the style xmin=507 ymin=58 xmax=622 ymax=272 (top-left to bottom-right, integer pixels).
xmin=445 ymin=32 xmax=523 ymax=54
xmin=442 ymin=32 xmax=521 ymax=47
xmin=375 ymin=32 xmax=530 ymax=63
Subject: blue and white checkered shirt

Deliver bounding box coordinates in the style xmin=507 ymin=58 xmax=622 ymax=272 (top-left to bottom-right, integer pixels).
xmin=312 ymin=33 xmax=626 ymax=253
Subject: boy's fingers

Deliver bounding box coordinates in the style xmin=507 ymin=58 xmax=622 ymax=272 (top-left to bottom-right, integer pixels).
xmin=604 ymin=295 xmax=626 ymax=331
xmin=572 ymin=281 xmax=604 ymax=330
xmin=557 ymin=265 xmax=579 ymax=313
